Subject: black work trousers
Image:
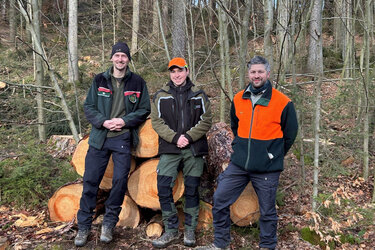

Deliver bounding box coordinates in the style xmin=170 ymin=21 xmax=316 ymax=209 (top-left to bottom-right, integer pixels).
xmin=77 ymin=132 xmax=131 ymax=230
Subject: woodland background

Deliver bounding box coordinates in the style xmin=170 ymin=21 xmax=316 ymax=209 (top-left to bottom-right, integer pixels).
xmin=0 ymin=0 xmax=375 ymax=249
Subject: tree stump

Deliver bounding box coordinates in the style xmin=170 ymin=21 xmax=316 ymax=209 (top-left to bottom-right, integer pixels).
xmin=127 ymin=158 xmax=185 ymax=210
xmin=48 ymin=182 xmax=83 ymax=222
xmin=134 ymin=119 xmax=159 ymax=158
xmin=230 ymin=182 xmax=260 ymax=226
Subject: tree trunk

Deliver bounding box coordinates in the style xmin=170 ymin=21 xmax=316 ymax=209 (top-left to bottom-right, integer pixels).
xmin=116 ymin=0 xmax=123 ymax=30
xmin=131 ymin=0 xmax=140 ymax=55
xmin=238 ymin=0 xmax=251 ymax=89
xmin=152 ymin=0 xmax=159 ymax=41
xmin=218 ymin=3 xmax=226 ymax=122
xmin=172 ymin=0 xmax=186 ymax=57
xmin=30 ymin=0 xmax=46 ymax=142
xmin=312 ymin=73 xmax=322 ymax=211
xmin=277 ymin=0 xmax=290 ymax=81
xmin=362 ymin=0 xmax=371 ymax=180
xmin=100 ymin=0 xmax=105 ymax=69
xmin=156 ymin=0 xmax=170 ymax=61
xmin=221 ymin=0 xmax=233 ymax=100
xmin=9 ymin=0 xmax=16 ymax=46
xmin=17 ymin=0 xmax=80 ymax=143
xmin=127 ymin=158 xmax=185 ymax=210
xmin=68 ymin=0 xmax=79 ymax=83
xmin=307 ymin=0 xmax=323 ymax=74
xmin=162 ymin=0 xmax=169 ymax=38
xmin=263 ymin=0 xmax=274 ymax=74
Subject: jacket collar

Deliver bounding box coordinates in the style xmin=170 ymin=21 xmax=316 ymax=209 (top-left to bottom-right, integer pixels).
xmin=161 ymin=77 xmax=203 ymax=97
xmin=242 ymin=80 xmax=273 ymax=106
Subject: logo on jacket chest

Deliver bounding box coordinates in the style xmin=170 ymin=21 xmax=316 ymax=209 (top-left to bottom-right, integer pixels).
xmin=124 ymin=91 xmax=141 ymax=103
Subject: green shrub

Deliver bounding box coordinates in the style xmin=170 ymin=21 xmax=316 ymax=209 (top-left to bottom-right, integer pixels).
xmin=0 ymin=128 xmax=79 ymax=208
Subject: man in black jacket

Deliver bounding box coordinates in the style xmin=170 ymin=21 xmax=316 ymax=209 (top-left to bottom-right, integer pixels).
xmin=74 ymin=42 xmax=150 ymax=247
xmin=150 ymin=57 xmax=212 ymax=248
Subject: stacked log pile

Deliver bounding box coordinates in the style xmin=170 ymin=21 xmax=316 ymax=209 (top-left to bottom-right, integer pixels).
xmin=48 ymin=120 xmax=259 ymax=235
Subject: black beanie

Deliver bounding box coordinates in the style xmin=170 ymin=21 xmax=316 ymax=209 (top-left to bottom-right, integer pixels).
xmin=110 ymin=42 xmax=131 ymax=61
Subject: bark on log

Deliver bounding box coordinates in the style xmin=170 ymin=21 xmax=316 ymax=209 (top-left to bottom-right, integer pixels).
xmin=206 ymin=122 xmax=234 ymax=179
xmin=134 ymin=119 xmax=159 ymax=158
xmin=70 ymin=135 xmax=136 ymax=190
xmin=128 ymin=158 xmax=185 ymax=210
xmin=48 ymin=182 xmax=83 ymax=222
xmin=230 ymin=182 xmax=260 ymax=226
xmin=47 ymin=135 xmax=76 ymax=158
xmin=177 ymin=201 xmax=213 ymax=230
xmin=145 ymin=214 xmax=163 ymax=237
xmin=200 ymin=122 xmax=234 ymax=204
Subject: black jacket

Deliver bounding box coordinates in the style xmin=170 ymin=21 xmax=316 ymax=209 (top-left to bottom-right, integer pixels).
xmin=150 ymin=78 xmax=212 ymax=156
xmin=84 ymin=66 xmax=151 ymax=149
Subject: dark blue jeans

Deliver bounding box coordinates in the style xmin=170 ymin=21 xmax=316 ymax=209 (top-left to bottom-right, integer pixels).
xmin=77 ymin=132 xmax=132 ymax=230
xmin=212 ymin=162 xmax=280 ymax=249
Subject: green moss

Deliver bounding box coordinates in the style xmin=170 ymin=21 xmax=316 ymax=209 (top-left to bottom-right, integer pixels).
xmin=300 ymin=227 xmax=326 ymax=248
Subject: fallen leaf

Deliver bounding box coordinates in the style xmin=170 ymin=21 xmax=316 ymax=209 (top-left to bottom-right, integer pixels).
xmin=36 ymin=228 xmax=53 ymax=235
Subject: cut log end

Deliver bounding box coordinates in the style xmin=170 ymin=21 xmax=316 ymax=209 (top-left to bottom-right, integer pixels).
xmin=128 ymin=158 xmax=184 ymax=210
xmin=134 ymin=119 xmax=159 ymax=158
xmin=48 ymin=183 xmax=83 ymax=222
xmin=230 ymin=182 xmax=260 ymax=226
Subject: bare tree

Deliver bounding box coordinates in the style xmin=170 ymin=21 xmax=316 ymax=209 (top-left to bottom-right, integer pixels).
xmin=172 ymin=0 xmax=186 ymax=57
xmin=156 ymin=0 xmax=170 ymax=61
xmin=263 ymin=0 xmax=274 ymax=73
xmin=116 ymin=0 xmax=122 ymax=30
xmin=307 ymin=0 xmax=323 ymax=74
xmin=162 ymin=0 xmax=169 ymax=38
xmin=9 ymin=0 xmax=16 ymax=45
xmin=238 ymin=0 xmax=251 ymax=89
xmin=17 ymin=0 xmax=80 ymax=143
xmin=152 ymin=0 xmax=159 ymax=40
xmin=30 ymin=0 xmax=45 ymax=142
xmin=276 ymin=0 xmax=290 ymax=81
xmin=131 ymin=0 xmax=140 ymax=55
xmin=361 ymin=0 xmax=372 ymax=180
xmin=68 ymin=0 xmax=79 ymax=83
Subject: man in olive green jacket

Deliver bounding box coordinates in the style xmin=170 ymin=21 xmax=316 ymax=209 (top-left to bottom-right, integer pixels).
xmin=151 ymin=57 xmax=212 ymax=248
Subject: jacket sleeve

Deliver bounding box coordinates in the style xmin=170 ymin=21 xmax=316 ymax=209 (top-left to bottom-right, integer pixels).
xmin=122 ymin=81 xmax=151 ymax=128
xmin=83 ymin=78 xmax=107 ymax=129
xmin=281 ymin=101 xmax=298 ymax=154
xmin=150 ymin=94 xmax=178 ymax=143
xmin=230 ymin=101 xmax=239 ymax=137
xmin=185 ymin=93 xmax=212 ymax=142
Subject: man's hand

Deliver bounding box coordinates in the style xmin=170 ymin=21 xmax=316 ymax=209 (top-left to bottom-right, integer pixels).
xmin=177 ymin=135 xmax=189 ymax=148
xmin=103 ymin=118 xmax=125 ymax=131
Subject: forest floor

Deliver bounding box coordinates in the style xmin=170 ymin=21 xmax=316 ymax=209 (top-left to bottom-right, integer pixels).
xmin=1 ymin=157 xmax=374 ymax=250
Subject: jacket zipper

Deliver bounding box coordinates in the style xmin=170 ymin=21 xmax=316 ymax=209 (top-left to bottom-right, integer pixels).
xmin=244 ymin=102 xmax=255 ymax=170
xmin=179 ymin=92 xmax=185 ymax=132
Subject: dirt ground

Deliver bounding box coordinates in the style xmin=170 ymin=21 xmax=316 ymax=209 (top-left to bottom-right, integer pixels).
xmin=3 ymin=157 xmax=374 ymax=250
